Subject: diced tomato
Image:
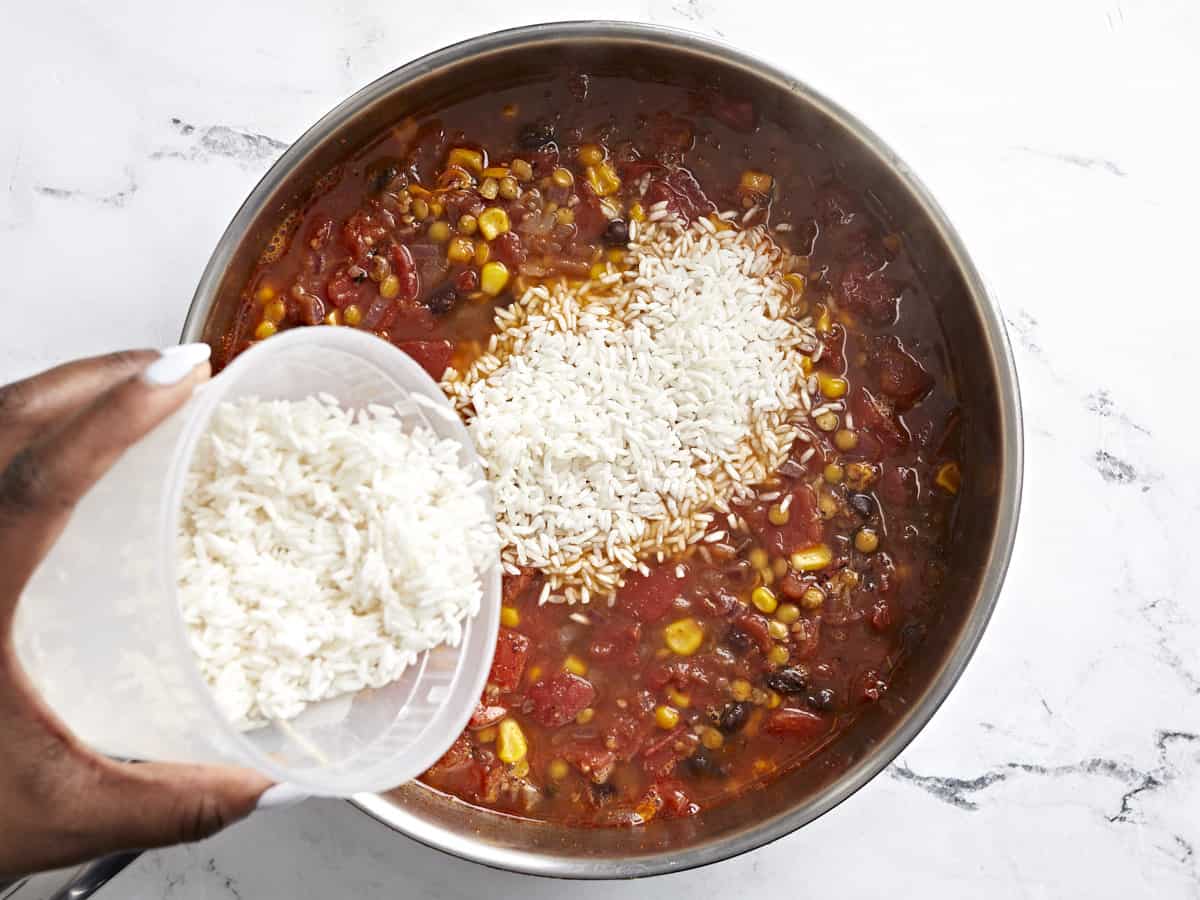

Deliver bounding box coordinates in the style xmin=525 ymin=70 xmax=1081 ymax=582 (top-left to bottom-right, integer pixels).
xmin=502 ymin=569 xmax=538 ymax=605
xmin=489 ymin=231 xmax=527 ymax=267
xmin=561 ymin=743 xmax=617 ymax=783
xmin=306 ymin=215 xmax=335 ymax=250
xmin=859 ymin=669 xmax=889 ymax=702
xmin=645 ymin=657 xmax=714 ymax=691
xmin=764 ymin=707 xmax=827 ymax=736
xmin=870 ymin=600 xmax=891 ymax=632
xmin=869 ymin=336 xmax=933 ymax=409
xmin=878 ymin=465 xmax=920 ymax=507
xmin=731 ymin=611 xmax=774 ymax=654
xmin=325 ymin=265 xmax=363 ymax=308
xmin=342 ymin=211 xmax=388 ymax=261
xmin=644 ymin=168 xmax=716 ymax=223
xmin=603 ymin=713 xmax=653 ymax=761
xmin=851 ymin=387 xmax=910 ymax=455
xmin=640 ymin=727 xmax=698 ymax=779
xmin=526 ymin=671 xmax=596 ymax=727
xmin=741 ymin=484 xmax=823 ymax=557
xmin=426 ymin=733 xmax=473 ymax=775
xmin=587 ymin=618 xmax=642 ymax=667
xmin=573 ymin=180 xmax=610 ymax=241
xmin=389 ymin=243 xmax=421 ymax=302
xmin=837 ymin=261 xmax=902 ymax=326
xmin=709 ymin=96 xmax=757 ymax=133
xmin=488 ymin=628 xmax=530 ymax=692
xmin=396 ymin=339 xmax=453 ymax=380
xmin=618 ymin=564 xmax=690 ymax=623
xmin=820 ymin=324 xmax=847 ymax=375
xmin=469 ymin=702 xmax=508 ymax=730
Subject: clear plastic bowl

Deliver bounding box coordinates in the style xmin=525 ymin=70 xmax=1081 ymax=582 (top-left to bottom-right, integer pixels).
xmin=14 ymin=328 xmax=500 ymax=795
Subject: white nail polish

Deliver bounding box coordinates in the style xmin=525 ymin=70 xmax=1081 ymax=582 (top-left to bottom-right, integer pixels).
xmin=141 ymin=343 xmax=212 ymax=386
xmin=255 ymin=783 xmax=310 ymax=810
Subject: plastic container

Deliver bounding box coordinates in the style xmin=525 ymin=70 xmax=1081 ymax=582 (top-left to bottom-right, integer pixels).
xmin=14 ymin=327 xmax=500 ymax=795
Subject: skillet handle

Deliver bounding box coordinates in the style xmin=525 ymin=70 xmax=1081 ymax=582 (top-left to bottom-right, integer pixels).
xmin=45 ymin=852 xmax=141 ymax=900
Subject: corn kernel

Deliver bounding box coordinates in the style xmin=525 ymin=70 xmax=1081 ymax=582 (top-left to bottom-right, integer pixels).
xmin=556 ymin=207 xmax=575 ymax=226
xmin=510 ymin=158 xmax=533 ymax=182
xmin=801 ymin=355 xmax=814 ymax=375
xmin=589 ymin=262 xmax=608 ymax=281
xmin=478 ymin=207 xmax=510 ymax=241
xmin=739 ymin=170 xmax=774 ymax=193
xmin=457 ymin=213 xmax=478 ymax=235
xmin=768 ymin=644 xmax=790 ymax=665
xmin=768 ymin=503 xmax=790 ymax=526
xmin=564 ymin=655 xmax=588 ymax=676
xmin=749 ymin=547 xmax=769 ymax=570
xmin=751 ymin=586 xmax=778 ymax=615
xmin=428 ymin=220 xmax=451 ymax=242
xmin=473 ymin=241 xmax=491 ymax=266
xmin=664 ymin=617 xmax=704 ymax=656
xmin=379 ymin=274 xmax=401 ymax=299
xmin=526 ymin=664 xmax=542 ymax=683
xmin=496 ymin=719 xmax=528 ymax=763
xmin=578 ymin=144 xmax=604 ymax=166
xmin=816 ymin=304 xmax=833 ymax=334
xmin=324 ymin=309 xmax=341 ymax=326
xmin=818 ymin=372 xmax=848 ymax=399
xmin=254 ymin=320 xmax=277 ymax=340
xmin=730 ymin=678 xmax=753 ymax=701
xmin=429 ymin=200 xmax=444 ymax=218
xmin=818 ymin=491 xmax=839 ymax=518
xmin=760 ymin=567 xmax=774 ymax=586
xmin=785 ymin=272 xmax=807 ymax=298
xmin=500 ymin=606 xmax=520 ymax=628
xmin=776 ymin=602 xmax=801 ymax=624
xmin=575 ymin=707 xmax=595 ymax=725
xmin=846 ymin=462 xmax=879 ymax=491
xmin=606 ymin=247 xmax=624 ymax=263
xmin=834 ymin=429 xmax=859 ymax=451
xmin=343 ymin=304 xmax=362 ymax=326
xmin=791 ymin=545 xmax=833 ymax=572
xmin=447 ymin=147 xmax=484 ymax=174
xmin=824 ymin=463 xmax=844 ymax=484
xmin=586 ymin=162 xmax=621 ymax=197
xmin=667 ymin=686 xmax=691 ymax=708
xmin=548 ymin=758 xmax=570 ymax=780
xmin=481 ymin=166 xmax=510 ymax=179
xmin=447 ymin=237 xmax=475 ymax=264
xmin=551 ymin=167 xmax=575 ymax=189
xmin=936 ymin=461 xmax=962 ymax=495
xmin=629 ymin=201 xmax=646 ymax=222
xmin=477 ymin=725 xmax=497 ymax=743
xmin=264 ymin=299 xmax=287 ymax=323
xmin=635 ymin=798 xmax=659 ymax=823
xmin=411 ymin=198 xmax=430 ymax=219
xmin=752 ymin=758 xmax=775 ymax=776
xmin=655 ymin=705 xmax=680 ymax=729
xmin=768 ymin=620 xmax=789 ymax=641
xmin=855 ymin=528 xmax=880 ymax=554
xmin=701 ymin=727 xmax=724 ymax=750
xmin=255 ymin=284 xmax=276 ymax=303
xmin=498 ymin=176 xmax=520 ymax=200
xmin=814 ymin=411 xmax=839 ymax=432
xmin=480 ymin=261 xmax=510 ymax=296
xmin=480 ymin=177 xmax=500 ymax=200
xmin=511 ymin=758 xmax=530 ymax=778
xmin=801 ymin=586 xmax=825 ymax=610
xmin=767 ymin=690 xmax=782 ymax=709
xmin=771 ymin=557 xmax=788 ymax=578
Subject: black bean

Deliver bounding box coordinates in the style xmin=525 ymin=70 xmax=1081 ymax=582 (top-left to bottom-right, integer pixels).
xmin=723 ymin=627 xmax=753 ymax=654
xmin=518 ymin=121 xmax=556 ymax=150
xmin=686 ymin=749 xmax=726 ymax=778
xmin=765 ymin=665 xmax=810 ymax=695
xmin=602 ymin=218 xmax=629 ymax=247
xmin=426 ymin=283 xmax=459 ymax=316
xmin=589 ymin=781 xmax=617 ymax=804
xmin=849 ymin=493 xmax=875 ymax=517
xmin=807 ymin=688 xmax=836 ymax=712
xmin=718 ymin=701 xmax=751 ymax=733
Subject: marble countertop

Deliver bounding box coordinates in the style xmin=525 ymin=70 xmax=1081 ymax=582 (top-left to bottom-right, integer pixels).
xmin=3 ymin=0 xmax=1197 ymax=897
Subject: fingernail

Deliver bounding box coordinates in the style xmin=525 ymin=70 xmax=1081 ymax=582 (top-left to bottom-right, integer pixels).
xmin=255 ymin=783 xmax=310 ymax=810
xmin=141 ymin=343 xmax=212 ymax=386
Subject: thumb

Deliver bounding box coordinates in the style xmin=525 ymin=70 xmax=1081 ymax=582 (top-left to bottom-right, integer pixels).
xmin=74 ymin=758 xmax=273 ymax=853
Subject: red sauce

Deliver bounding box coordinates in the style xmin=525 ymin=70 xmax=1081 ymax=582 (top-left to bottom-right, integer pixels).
xmin=219 ymin=74 xmax=961 ymax=827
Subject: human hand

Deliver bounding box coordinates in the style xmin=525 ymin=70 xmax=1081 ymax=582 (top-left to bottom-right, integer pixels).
xmin=0 ymin=346 xmax=272 ymax=877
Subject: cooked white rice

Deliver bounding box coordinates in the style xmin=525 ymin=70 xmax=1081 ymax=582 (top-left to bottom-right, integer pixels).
xmin=178 ymin=395 xmax=497 ymax=729
xmin=443 ymin=217 xmax=818 ymax=604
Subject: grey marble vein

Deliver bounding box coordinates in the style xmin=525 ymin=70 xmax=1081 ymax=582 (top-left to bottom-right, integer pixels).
xmin=151 ymin=118 xmax=288 ymax=166
xmin=1016 ymin=145 xmax=1127 ymax=177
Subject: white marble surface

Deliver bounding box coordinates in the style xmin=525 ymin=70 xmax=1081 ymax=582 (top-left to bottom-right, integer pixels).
xmin=2 ymin=0 xmax=1198 ymax=896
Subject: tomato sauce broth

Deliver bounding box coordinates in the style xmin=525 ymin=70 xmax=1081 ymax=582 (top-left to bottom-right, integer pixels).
xmin=219 ymin=73 xmax=962 ymax=827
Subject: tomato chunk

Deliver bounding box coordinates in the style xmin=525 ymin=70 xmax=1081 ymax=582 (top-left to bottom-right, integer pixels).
xmin=468 ymin=702 xmax=508 ymax=730
xmin=741 ymin=484 xmax=822 ymax=557
xmin=526 ymin=671 xmax=596 ymax=727
xmin=489 ymin=629 xmax=530 ymax=692
xmin=396 ymin=339 xmax=453 ymax=380
xmin=618 ymin=564 xmax=690 ymax=623
xmin=869 ymin=336 xmax=933 ymax=410
xmin=562 ymin=743 xmax=618 ymax=783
